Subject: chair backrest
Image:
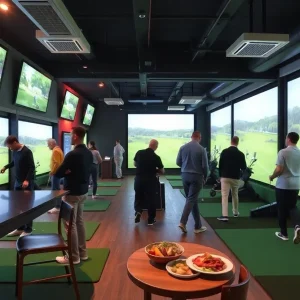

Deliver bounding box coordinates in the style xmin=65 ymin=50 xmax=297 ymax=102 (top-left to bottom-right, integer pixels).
xmin=220 ymin=265 xmax=250 ymax=300
xmin=58 ymin=200 xmax=74 ymax=243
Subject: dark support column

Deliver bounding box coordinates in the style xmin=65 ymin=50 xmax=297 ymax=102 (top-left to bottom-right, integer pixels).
xmin=52 ymin=123 xmax=58 ymax=143
xmin=278 ymin=77 xmax=287 ymax=152
xmin=231 ymin=102 xmax=234 ymax=138
xmin=8 ymin=113 xmax=18 ymax=189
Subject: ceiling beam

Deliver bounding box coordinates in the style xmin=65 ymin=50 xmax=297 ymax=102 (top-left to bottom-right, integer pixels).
xmin=168 ymin=82 xmax=184 ymax=103
xmin=191 ymin=0 xmax=247 ymax=62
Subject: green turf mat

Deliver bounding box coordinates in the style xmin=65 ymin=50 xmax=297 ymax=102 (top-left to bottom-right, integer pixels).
xmin=169 ymin=180 xmax=183 ymax=188
xmin=166 ymin=175 xmax=182 ymax=180
xmin=97 ymin=181 xmax=122 ymax=187
xmin=88 ymin=188 xmax=118 ymax=196
xmin=83 ymin=200 xmax=111 ymax=211
xmin=215 ymin=228 xmax=300 ymax=276
xmin=0 ymin=248 xmax=110 ymax=283
xmin=0 ymin=222 xmax=100 ymax=241
xmin=198 ymin=201 xmax=265 ymax=217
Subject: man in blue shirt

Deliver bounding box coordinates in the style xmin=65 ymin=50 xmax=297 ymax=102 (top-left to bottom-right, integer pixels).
xmin=176 ymin=131 xmax=209 ymax=234
xmin=269 ymin=132 xmax=300 ymax=244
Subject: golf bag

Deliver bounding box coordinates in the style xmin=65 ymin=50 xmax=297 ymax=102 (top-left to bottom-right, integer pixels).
xmin=206 ymin=146 xmax=221 ymax=185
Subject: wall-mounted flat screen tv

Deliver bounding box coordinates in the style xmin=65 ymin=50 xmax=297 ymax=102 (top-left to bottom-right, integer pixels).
xmin=0 ymin=46 xmax=7 ymax=84
xmin=82 ymin=104 xmax=95 ymax=126
xmin=15 ymin=62 xmax=52 ymax=112
xmin=60 ymin=90 xmax=79 ymax=121
xmin=62 ymin=132 xmax=72 ymax=155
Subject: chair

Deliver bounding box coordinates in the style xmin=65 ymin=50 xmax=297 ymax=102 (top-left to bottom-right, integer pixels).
xmin=221 ymin=265 xmax=250 ymax=300
xmin=15 ymin=201 xmax=80 ymax=300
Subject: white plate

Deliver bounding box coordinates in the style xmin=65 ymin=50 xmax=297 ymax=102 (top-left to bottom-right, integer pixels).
xmin=186 ymin=253 xmax=233 ymax=275
xmin=166 ymin=259 xmax=200 ymax=279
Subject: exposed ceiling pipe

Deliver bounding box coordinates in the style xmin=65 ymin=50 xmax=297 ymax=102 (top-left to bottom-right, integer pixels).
xmin=148 ymin=0 xmax=152 ymax=47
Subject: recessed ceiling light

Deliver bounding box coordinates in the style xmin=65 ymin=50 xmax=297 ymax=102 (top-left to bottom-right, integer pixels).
xmin=0 ymin=3 xmax=8 ymax=11
xmin=83 ymin=65 xmax=88 ymax=69
xmin=98 ymin=82 xmax=104 ymax=88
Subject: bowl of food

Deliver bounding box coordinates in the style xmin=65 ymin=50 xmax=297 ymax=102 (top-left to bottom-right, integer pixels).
xmin=145 ymin=241 xmax=184 ymax=264
xmin=166 ymin=259 xmax=199 ymax=279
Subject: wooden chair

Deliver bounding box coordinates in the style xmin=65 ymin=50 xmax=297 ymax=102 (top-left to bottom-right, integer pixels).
xmin=15 ymin=201 xmax=80 ymax=300
xmin=221 ymin=265 xmax=250 ymax=300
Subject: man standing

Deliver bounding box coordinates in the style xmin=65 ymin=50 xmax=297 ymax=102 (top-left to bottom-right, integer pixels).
xmin=54 ymin=126 xmax=93 ymax=264
xmin=217 ymin=136 xmax=246 ymax=222
xmin=0 ymin=136 xmax=35 ymax=237
xmin=177 ymin=131 xmax=209 ymax=234
xmin=47 ymin=138 xmax=64 ymax=214
xmin=134 ymin=139 xmax=164 ymax=226
xmin=269 ymin=132 xmax=300 ymax=244
xmin=114 ymin=139 xmax=125 ymax=179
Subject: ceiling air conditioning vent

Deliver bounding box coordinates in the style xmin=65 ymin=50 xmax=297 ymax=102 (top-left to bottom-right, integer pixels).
xmin=226 ymin=33 xmax=289 ymax=58
xmin=179 ymin=96 xmax=204 ymax=105
xmin=36 ymin=30 xmax=90 ymax=53
xmin=104 ymin=98 xmax=124 ymax=106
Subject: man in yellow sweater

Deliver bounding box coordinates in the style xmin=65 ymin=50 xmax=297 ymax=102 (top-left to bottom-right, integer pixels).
xmin=47 ymin=138 xmax=64 ymax=213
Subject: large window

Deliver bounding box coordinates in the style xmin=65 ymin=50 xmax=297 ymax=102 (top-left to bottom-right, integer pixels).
xmin=288 ymin=77 xmax=300 ymax=133
xmin=128 ymin=114 xmax=194 ymax=168
xmin=0 ymin=117 xmax=9 ymax=185
xmin=210 ymin=106 xmax=231 ymax=161
xmin=234 ymin=87 xmax=278 ymax=184
xmin=18 ymin=121 xmax=52 ymax=175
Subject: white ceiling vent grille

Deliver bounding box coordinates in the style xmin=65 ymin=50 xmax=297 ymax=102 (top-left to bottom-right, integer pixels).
xmin=226 ymin=33 xmax=289 ymax=58
xmin=104 ymin=98 xmax=124 ymax=106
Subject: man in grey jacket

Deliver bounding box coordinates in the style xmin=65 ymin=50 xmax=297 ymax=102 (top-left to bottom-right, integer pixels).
xmin=176 ymin=131 xmax=209 ymax=234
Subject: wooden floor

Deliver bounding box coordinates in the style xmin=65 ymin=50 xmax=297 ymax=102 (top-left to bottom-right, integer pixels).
xmin=0 ymin=176 xmax=271 ymax=300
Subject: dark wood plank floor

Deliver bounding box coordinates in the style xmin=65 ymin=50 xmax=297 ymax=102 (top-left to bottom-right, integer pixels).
xmin=0 ymin=176 xmax=271 ymax=300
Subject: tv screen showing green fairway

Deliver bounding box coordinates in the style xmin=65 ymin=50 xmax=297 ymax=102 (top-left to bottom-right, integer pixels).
xmin=83 ymin=104 xmax=95 ymax=126
xmin=210 ymin=106 xmax=231 ymax=162
xmin=0 ymin=46 xmax=7 ymax=83
xmin=128 ymin=114 xmax=194 ymax=168
xmin=288 ymin=77 xmax=300 ymax=133
xmin=60 ymin=91 xmax=79 ymax=120
xmin=15 ymin=62 xmax=52 ymax=112
xmin=234 ymin=87 xmax=278 ymax=184
xmin=0 ymin=117 xmax=9 ymax=185
xmin=18 ymin=121 xmax=52 ymax=176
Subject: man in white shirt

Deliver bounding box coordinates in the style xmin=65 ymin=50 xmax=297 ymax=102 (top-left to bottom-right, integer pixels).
xmin=114 ymin=140 xmax=125 ymax=179
xmin=269 ymin=132 xmax=300 ymax=244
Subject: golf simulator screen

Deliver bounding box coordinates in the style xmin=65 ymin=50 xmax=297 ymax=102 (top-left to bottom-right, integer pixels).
xmin=234 ymin=87 xmax=278 ymax=184
xmin=18 ymin=121 xmax=52 ymax=176
xmin=82 ymin=104 xmax=95 ymax=126
xmin=0 ymin=46 xmax=7 ymax=84
xmin=0 ymin=117 xmax=9 ymax=185
xmin=127 ymin=114 xmax=194 ymax=168
xmin=60 ymin=90 xmax=79 ymax=121
xmin=15 ymin=62 xmax=52 ymax=113
xmin=288 ymin=77 xmax=300 ymax=133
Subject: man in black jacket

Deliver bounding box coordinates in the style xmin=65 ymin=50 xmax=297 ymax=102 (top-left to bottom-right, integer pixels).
xmin=54 ymin=126 xmax=93 ymax=265
xmin=217 ymin=136 xmax=247 ymax=222
xmin=0 ymin=135 xmax=35 ymax=236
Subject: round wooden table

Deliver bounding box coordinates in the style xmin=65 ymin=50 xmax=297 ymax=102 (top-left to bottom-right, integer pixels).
xmin=127 ymin=242 xmax=235 ymax=300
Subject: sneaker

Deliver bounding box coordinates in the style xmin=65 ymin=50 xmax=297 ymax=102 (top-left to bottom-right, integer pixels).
xmin=233 ymin=213 xmax=239 ymax=217
xmin=7 ymin=229 xmax=23 ymax=237
xmin=56 ymin=255 xmax=80 ymax=265
xmin=20 ymin=231 xmax=32 ymax=237
xmin=275 ymin=232 xmax=289 ymax=241
xmin=80 ymin=256 xmax=89 ymax=261
xmin=135 ymin=212 xmax=141 ymax=223
xmin=48 ymin=207 xmax=60 ymax=214
xmin=217 ymin=216 xmax=229 ymax=222
xmin=92 ymin=195 xmax=98 ymax=199
xmin=194 ymin=226 xmax=207 ymax=234
xmin=178 ymin=223 xmax=187 ymax=233
xmin=293 ymin=226 xmax=300 ymax=244
xmin=147 ymin=219 xmax=156 ymax=226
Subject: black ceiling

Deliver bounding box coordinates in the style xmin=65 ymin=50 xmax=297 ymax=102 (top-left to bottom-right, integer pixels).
xmin=1 ymin=0 xmax=300 ymax=111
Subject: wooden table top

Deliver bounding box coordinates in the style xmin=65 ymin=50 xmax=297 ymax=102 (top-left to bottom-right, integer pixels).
xmin=127 ymin=242 xmax=235 ymax=299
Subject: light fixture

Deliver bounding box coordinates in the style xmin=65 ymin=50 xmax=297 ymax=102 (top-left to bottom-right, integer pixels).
xmin=82 ymin=65 xmax=88 ymax=69
xmin=179 ymin=96 xmax=204 ymax=105
xmin=0 ymin=3 xmax=8 ymax=11
xmin=139 ymin=10 xmax=146 ymax=18
xmin=98 ymin=82 xmax=105 ymax=88
xmin=104 ymin=98 xmax=124 ymax=105
xmin=168 ymin=106 xmax=185 ymax=111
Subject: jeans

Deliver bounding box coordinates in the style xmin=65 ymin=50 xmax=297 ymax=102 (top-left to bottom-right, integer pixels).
xmin=115 ymin=157 xmax=123 ymax=178
xmin=134 ymin=176 xmax=157 ymax=221
xmin=14 ymin=180 xmax=33 ymax=233
xmin=221 ymin=177 xmax=240 ymax=216
xmin=276 ymin=188 xmax=300 ymax=236
xmin=90 ymin=164 xmax=99 ymax=195
xmin=51 ymin=175 xmax=61 ymax=208
xmin=180 ymin=173 xmax=203 ymax=229
xmin=63 ymin=194 xmax=87 ymax=261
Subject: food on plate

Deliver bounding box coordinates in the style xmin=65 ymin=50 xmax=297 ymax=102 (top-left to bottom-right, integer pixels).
xmin=170 ymin=261 xmax=193 ymax=275
xmin=192 ymin=252 xmax=226 ymax=272
xmin=147 ymin=241 xmax=182 ymax=257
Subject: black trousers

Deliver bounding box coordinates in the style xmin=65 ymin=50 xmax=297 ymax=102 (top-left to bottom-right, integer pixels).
xmin=134 ymin=176 xmax=157 ymax=221
xmin=276 ymin=188 xmax=300 ymax=236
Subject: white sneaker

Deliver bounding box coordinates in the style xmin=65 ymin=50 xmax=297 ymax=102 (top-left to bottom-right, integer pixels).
xmin=92 ymin=195 xmax=98 ymax=199
xmin=194 ymin=226 xmax=207 ymax=234
xmin=80 ymin=256 xmax=89 ymax=261
xmin=275 ymin=232 xmax=289 ymax=241
xmin=56 ymin=255 xmax=80 ymax=265
xmin=7 ymin=229 xmax=23 ymax=237
xmin=20 ymin=231 xmax=32 ymax=237
xmin=48 ymin=207 xmax=60 ymax=214
xmin=293 ymin=227 xmax=300 ymax=244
